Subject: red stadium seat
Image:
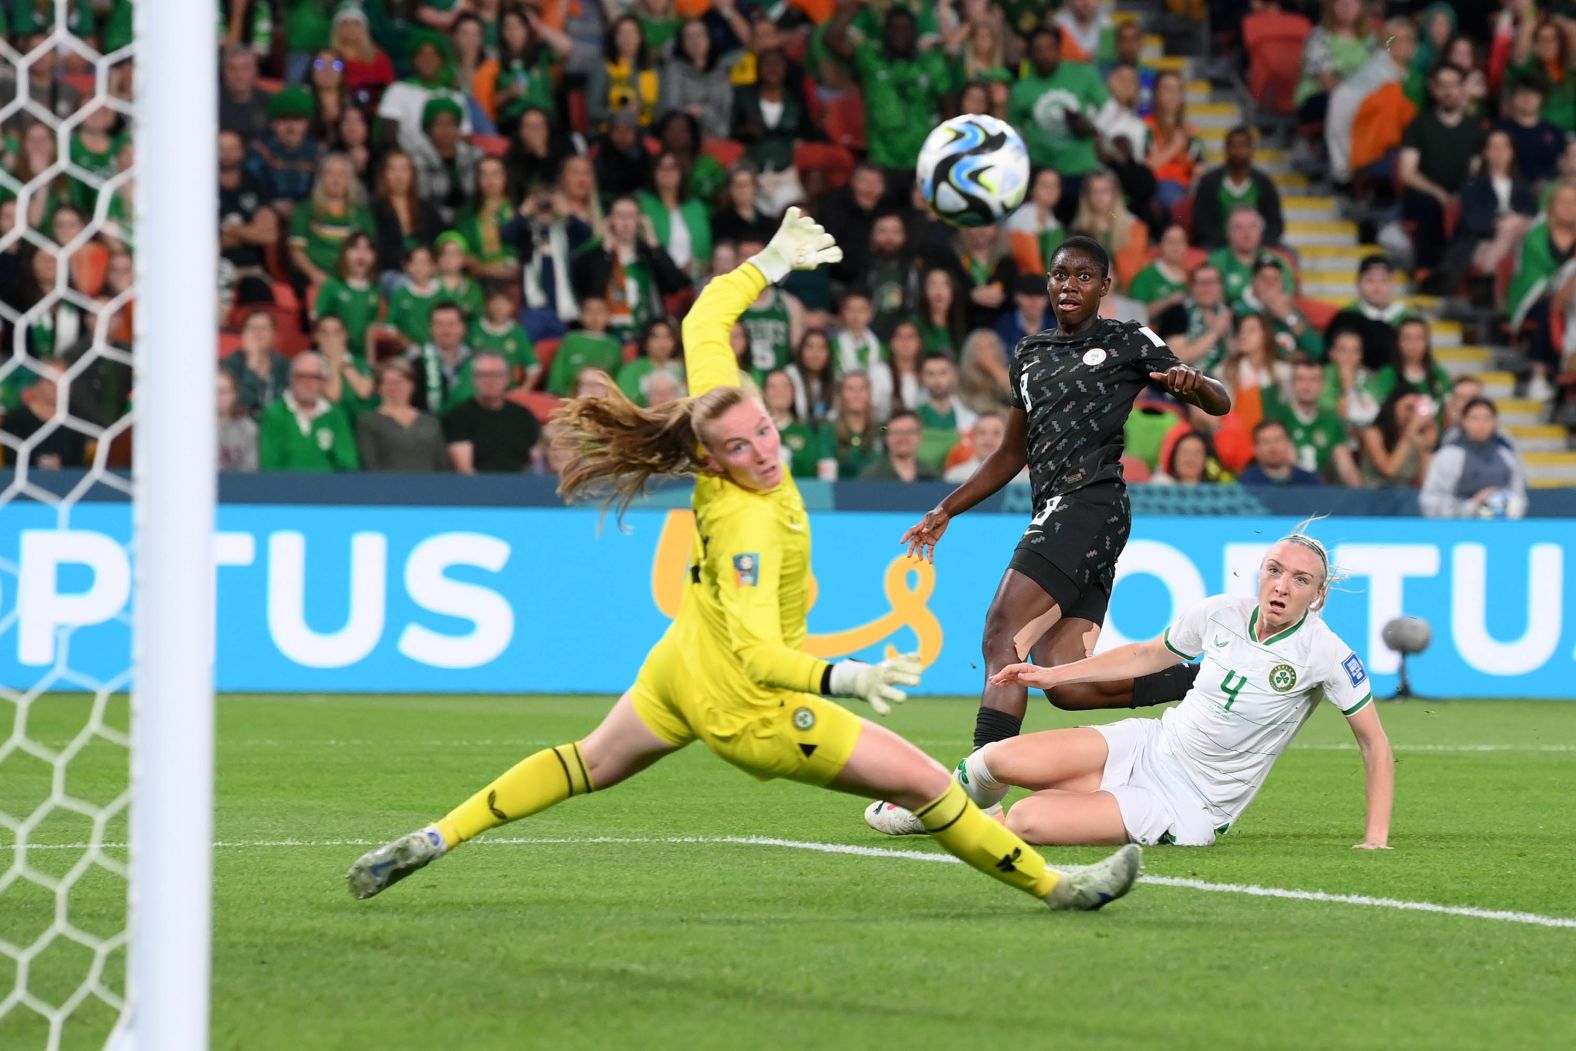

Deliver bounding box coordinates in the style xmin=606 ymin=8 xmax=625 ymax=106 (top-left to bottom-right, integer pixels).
xmin=217 ymin=330 xmax=242 ymax=359
xmin=794 ymin=142 xmax=855 ymax=188
xmin=823 ymin=92 xmax=866 ymax=151
xmin=509 ymin=388 xmax=561 ymax=424
xmin=1242 ymin=11 xmax=1311 ymax=117
xmin=1298 ymin=297 xmax=1338 ymax=333
xmin=533 ymin=337 xmax=562 ymax=379
xmin=702 ymin=138 xmax=745 ymax=168
xmin=471 ymin=134 xmax=510 ymax=157
xmin=1120 ymin=455 xmax=1152 ymax=483
xmin=1170 ymin=195 xmax=1193 ymax=232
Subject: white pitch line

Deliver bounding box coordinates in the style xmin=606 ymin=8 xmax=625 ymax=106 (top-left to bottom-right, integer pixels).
xmin=27 ymin=738 xmax=1574 ymax=754
xmin=4 ymin=834 xmax=1573 ymax=931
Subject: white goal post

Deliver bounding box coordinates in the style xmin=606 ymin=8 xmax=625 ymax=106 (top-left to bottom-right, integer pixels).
xmin=120 ymin=0 xmax=218 ymax=1047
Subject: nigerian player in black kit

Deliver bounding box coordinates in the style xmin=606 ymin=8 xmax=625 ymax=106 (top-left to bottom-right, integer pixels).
xmin=900 ymin=236 xmax=1231 ymax=749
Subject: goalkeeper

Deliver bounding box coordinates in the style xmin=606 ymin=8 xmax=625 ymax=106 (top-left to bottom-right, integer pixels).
xmin=348 ymin=211 xmax=1140 ymax=911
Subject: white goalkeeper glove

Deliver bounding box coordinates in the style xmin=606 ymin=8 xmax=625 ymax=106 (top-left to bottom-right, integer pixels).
xmin=828 ymin=652 xmax=923 ymax=716
xmin=748 ymin=206 xmax=844 ymax=284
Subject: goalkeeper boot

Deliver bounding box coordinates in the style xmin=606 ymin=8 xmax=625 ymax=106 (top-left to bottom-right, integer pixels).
xmin=863 ymin=799 xmax=927 ymax=836
xmin=1044 ymin=844 xmax=1143 ymax=911
xmin=346 ymin=826 xmax=447 ymax=900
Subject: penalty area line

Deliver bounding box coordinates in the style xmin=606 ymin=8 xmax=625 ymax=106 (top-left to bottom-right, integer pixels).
xmin=7 ymin=834 xmax=1574 ymax=931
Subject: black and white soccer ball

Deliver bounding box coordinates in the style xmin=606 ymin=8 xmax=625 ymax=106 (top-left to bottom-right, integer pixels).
xmin=916 ymin=114 xmax=1030 ymax=228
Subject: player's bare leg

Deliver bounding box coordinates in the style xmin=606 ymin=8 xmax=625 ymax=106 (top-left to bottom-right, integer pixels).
xmin=976 ymin=568 xmax=1061 ymax=746
xmin=1004 ymin=791 xmax=1130 ymax=846
xmin=832 ymin=720 xmax=1140 ymax=910
xmin=952 ymin=728 xmax=1127 ymax=845
xmin=347 ymin=694 xmax=679 ymax=899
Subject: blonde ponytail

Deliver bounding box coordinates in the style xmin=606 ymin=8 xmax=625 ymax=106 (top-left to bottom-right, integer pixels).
xmin=551 ymin=373 xmax=750 ymax=516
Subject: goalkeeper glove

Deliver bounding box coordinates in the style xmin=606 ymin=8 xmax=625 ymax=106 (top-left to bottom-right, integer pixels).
xmin=748 ymin=206 xmax=844 ymax=284
xmin=828 ymin=653 xmax=923 ymax=716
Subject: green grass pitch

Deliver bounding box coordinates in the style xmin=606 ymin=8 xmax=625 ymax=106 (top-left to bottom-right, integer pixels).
xmin=3 ymin=695 xmax=1576 ymax=1050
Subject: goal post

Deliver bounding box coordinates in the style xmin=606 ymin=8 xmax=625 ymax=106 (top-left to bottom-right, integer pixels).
xmin=122 ymin=0 xmax=218 ymax=1048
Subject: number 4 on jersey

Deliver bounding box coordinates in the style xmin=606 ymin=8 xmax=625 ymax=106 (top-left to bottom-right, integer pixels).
xmin=1220 ymin=670 xmax=1248 ymax=711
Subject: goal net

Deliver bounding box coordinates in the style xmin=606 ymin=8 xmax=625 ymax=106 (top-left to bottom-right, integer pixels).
xmin=0 ymin=4 xmax=215 ymax=1049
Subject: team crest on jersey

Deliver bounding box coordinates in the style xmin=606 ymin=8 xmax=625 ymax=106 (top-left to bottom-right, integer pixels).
xmin=793 ymin=707 xmax=815 ymax=730
xmin=1082 ymin=348 xmax=1108 ymax=367
xmin=1268 ymin=663 xmax=1297 ymax=693
xmin=1343 ymin=653 xmax=1367 ymax=687
xmin=732 ymin=553 xmax=759 ymax=587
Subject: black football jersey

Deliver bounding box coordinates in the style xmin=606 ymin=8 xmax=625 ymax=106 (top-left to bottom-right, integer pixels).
xmin=1009 ymin=318 xmax=1184 ymax=506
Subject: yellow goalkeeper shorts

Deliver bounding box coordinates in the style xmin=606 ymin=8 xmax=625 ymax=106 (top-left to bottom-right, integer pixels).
xmin=628 ymin=635 xmax=864 ymax=786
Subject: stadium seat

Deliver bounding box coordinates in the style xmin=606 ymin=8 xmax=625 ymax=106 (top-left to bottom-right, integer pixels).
xmin=622 ymin=341 xmax=639 ymax=364
xmin=471 ymin=134 xmax=509 ymax=157
xmin=794 ymin=142 xmax=855 ymax=188
xmin=823 ymin=92 xmax=866 ymax=151
xmin=1242 ymin=11 xmax=1311 ymax=117
xmin=1120 ymin=455 xmax=1152 ymax=483
xmin=533 ymin=337 xmax=562 ymax=379
xmin=216 ymin=330 xmax=242 ymax=359
xmin=508 ymin=388 xmax=561 ymax=424
xmin=1170 ymin=195 xmax=1193 ymax=233
xmin=1298 ymin=297 xmax=1338 ymax=332
xmin=702 ymin=139 xmax=745 ymax=168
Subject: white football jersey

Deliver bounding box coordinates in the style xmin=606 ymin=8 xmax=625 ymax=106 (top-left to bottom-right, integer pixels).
xmin=1156 ymin=595 xmax=1373 ymax=829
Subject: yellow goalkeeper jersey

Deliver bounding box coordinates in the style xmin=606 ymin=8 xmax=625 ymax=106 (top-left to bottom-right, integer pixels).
xmin=668 ymin=263 xmax=832 ymax=715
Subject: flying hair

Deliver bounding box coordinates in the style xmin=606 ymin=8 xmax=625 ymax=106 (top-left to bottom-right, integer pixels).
xmin=1275 ymin=515 xmax=1345 ymax=606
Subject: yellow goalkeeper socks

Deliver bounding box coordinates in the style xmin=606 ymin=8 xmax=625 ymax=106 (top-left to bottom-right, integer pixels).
xmin=914 ymin=781 xmax=1059 ymax=900
xmin=436 ymin=743 xmax=593 ymax=847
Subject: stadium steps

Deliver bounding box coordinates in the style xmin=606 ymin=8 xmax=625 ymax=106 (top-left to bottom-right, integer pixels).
xmin=1284 ymin=220 xmax=1359 ymax=247
xmin=1521 ymin=451 xmax=1576 ymax=482
xmin=1189 ymin=56 xmax=1576 ymax=486
xmin=1283 ymin=196 xmax=1342 ymax=222
xmin=1507 ymin=424 xmax=1571 ymax=453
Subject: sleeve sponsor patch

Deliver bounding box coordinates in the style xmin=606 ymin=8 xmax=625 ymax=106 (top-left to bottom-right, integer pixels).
xmin=1342 ymin=652 xmax=1367 ymax=688
xmin=732 ymin=553 xmax=760 ymax=588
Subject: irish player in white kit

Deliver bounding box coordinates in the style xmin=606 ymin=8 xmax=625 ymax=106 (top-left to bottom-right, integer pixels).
xmin=872 ymin=532 xmax=1395 ymax=849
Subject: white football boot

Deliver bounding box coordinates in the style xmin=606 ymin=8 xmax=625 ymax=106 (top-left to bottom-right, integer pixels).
xmin=346 ymin=826 xmax=448 ymax=899
xmin=863 ymin=799 xmax=928 ymax=836
xmin=1044 ymin=844 xmax=1143 ymax=911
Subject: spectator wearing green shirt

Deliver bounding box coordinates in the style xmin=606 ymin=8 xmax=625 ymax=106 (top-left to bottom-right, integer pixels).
xmin=547 ymin=297 xmax=625 ymax=396
xmin=289 ymin=151 xmax=376 ymax=294
xmin=859 ymin=410 xmax=937 ymax=482
xmin=456 ymin=156 xmax=521 ymax=284
xmin=433 ymin=230 xmax=485 ymax=321
xmin=1191 ymin=125 xmax=1285 ymax=250
xmin=1366 ymin=317 xmax=1452 ymax=418
xmin=313 ymin=232 xmax=384 ymax=359
xmin=1128 ymin=223 xmax=1191 ymax=323
xmin=1206 ymin=206 xmax=1291 ymax=308
xmin=380 ymin=244 xmax=443 ymax=351
xmin=313 ymin=314 xmax=377 ymax=420
xmin=470 ymin=288 xmax=540 ymax=389
xmin=617 ymin=317 xmax=684 ymax=407
xmin=637 ymin=150 xmax=712 ymax=285
xmin=284 ymin=0 xmax=334 ymax=84
xmin=762 ymin=369 xmax=821 ymax=479
xmin=1236 ymin=255 xmax=1323 ymax=361
xmin=819 ymin=371 xmax=884 ymax=480
xmin=825 ymin=1 xmax=951 ymax=197
xmin=258 ymin=352 xmax=361 ymax=472
xmin=1008 ymin=26 xmax=1108 ymax=220
xmin=915 ymin=355 xmax=977 ymax=473
xmin=1265 ymin=360 xmax=1361 ymax=485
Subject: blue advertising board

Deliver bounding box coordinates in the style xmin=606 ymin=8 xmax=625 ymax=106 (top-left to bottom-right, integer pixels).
xmin=0 ymin=504 xmax=1571 ymax=698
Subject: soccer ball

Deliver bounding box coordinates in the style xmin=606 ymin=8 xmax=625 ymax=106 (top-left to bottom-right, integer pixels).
xmin=916 ymin=114 xmax=1030 ymax=228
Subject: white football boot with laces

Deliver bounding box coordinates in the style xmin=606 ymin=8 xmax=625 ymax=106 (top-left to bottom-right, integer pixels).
xmin=1043 ymin=843 xmax=1143 ymax=911
xmin=346 ymin=826 xmax=448 ymax=899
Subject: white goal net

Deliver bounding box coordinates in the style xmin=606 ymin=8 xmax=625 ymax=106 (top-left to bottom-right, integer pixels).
xmin=0 ymin=4 xmax=215 ymax=1049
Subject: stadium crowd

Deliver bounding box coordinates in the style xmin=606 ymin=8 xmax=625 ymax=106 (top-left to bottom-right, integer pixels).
xmin=0 ymin=0 xmax=1566 ymax=516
